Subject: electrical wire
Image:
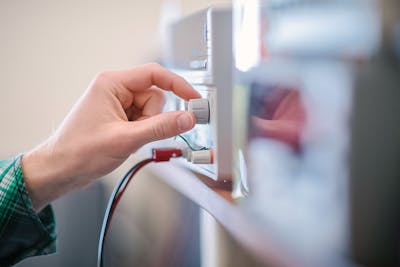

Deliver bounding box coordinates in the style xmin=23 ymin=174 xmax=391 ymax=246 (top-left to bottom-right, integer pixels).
xmin=97 ymin=148 xmax=183 ymax=267
xmin=97 ymin=158 xmax=154 ymax=267
xmin=176 ymin=134 xmax=208 ymax=151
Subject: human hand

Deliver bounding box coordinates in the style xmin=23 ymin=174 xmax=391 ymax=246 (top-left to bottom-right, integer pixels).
xmin=22 ymin=63 xmax=200 ymax=211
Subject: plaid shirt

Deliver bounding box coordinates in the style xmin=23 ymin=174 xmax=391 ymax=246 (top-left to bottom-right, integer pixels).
xmin=0 ymin=155 xmax=56 ymax=266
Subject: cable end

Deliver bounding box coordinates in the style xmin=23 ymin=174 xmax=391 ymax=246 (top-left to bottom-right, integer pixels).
xmin=152 ymin=148 xmax=183 ymax=162
xmin=188 ymin=149 xmax=214 ymax=164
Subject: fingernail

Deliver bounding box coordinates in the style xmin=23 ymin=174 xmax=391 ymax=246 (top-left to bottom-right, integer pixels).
xmin=177 ymin=112 xmax=194 ymax=131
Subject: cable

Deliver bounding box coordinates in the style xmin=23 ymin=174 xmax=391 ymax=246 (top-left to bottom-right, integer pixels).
xmin=97 ymin=148 xmax=183 ymax=267
xmin=176 ymin=134 xmax=208 ymax=151
xmin=97 ymin=158 xmax=153 ymax=267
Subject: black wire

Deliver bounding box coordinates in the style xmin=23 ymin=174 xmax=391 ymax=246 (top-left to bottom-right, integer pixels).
xmin=97 ymin=158 xmax=153 ymax=267
xmin=176 ymin=134 xmax=208 ymax=151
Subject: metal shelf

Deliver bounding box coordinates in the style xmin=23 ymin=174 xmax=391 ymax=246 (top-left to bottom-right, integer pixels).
xmin=145 ymin=161 xmax=307 ymax=267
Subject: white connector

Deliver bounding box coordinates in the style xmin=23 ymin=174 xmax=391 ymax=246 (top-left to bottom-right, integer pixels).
xmin=188 ymin=150 xmax=214 ymax=164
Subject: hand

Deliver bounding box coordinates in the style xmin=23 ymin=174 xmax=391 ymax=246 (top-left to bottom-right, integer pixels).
xmin=22 ymin=63 xmax=200 ymax=211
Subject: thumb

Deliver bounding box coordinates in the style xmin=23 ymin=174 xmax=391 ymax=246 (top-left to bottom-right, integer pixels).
xmin=129 ymin=111 xmax=196 ymax=145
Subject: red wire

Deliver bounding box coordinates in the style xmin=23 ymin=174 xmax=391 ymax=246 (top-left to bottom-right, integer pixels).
xmin=106 ymin=158 xmax=154 ymax=233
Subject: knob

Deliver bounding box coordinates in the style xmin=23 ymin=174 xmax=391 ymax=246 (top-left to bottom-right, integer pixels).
xmin=188 ymin=98 xmax=209 ymax=124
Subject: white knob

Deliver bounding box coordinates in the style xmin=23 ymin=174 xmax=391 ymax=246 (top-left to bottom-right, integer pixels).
xmin=188 ymin=99 xmax=209 ymax=124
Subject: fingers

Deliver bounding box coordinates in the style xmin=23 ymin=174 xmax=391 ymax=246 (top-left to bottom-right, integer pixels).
xmin=126 ymin=111 xmax=196 ymax=145
xmin=129 ymin=87 xmax=166 ymax=119
xmin=114 ymin=63 xmax=201 ymax=101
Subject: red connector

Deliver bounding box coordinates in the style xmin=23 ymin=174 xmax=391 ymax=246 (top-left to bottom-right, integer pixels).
xmin=152 ymin=148 xmax=183 ymax=162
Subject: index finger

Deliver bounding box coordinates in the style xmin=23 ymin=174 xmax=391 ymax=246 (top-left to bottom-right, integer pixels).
xmin=114 ymin=63 xmax=201 ymax=101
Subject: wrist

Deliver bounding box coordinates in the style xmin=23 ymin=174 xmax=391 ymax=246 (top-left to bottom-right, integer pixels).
xmin=21 ymin=139 xmax=83 ymax=211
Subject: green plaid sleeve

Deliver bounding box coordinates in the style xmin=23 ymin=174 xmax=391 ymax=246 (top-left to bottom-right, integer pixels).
xmin=0 ymin=155 xmax=56 ymax=266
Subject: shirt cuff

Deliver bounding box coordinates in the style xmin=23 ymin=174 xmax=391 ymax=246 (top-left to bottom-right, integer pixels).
xmin=0 ymin=155 xmax=57 ymax=266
